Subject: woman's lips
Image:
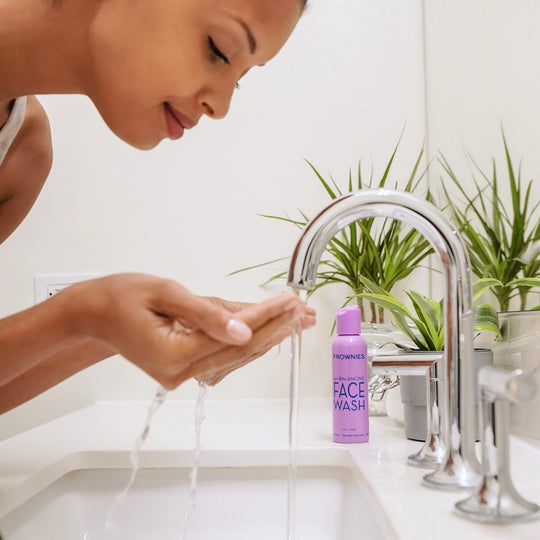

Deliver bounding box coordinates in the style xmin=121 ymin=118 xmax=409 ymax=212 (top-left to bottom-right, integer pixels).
xmin=164 ymin=103 xmax=195 ymax=140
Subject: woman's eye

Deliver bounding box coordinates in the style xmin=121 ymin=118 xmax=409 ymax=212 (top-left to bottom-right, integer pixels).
xmin=208 ymin=37 xmax=230 ymax=65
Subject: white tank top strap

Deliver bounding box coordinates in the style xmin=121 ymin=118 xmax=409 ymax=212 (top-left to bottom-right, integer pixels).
xmin=0 ymin=97 xmax=27 ymax=167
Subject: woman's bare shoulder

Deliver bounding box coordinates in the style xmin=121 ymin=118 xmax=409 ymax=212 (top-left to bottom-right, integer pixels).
xmin=0 ymin=96 xmax=53 ymax=192
xmin=0 ymin=96 xmax=53 ymax=244
xmin=18 ymin=96 xmax=53 ymax=167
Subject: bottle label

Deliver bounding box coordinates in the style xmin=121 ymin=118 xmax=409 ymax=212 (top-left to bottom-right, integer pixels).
xmin=333 ymin=353 xmax=366 ymax=360
xmin=332 ymin=343 xmax=369 ymax=442
xmin=333 ymin=376 xmax=366 ymax=411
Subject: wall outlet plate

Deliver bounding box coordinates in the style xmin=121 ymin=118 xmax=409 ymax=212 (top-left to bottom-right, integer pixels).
xmin=34 ymin=273 xmax=100 ymax=304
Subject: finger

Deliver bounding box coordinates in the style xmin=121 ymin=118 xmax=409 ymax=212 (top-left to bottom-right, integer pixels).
xmin=197 ymin=304 xmax=313 ymax=385
xmin=150 ymin=282 xmax=253 ymax=344
xmin=203 ymin=297 xmax=250 ymax=313
xmin=205 ymin=321 xmax=297 ymax=386
xmin=151 ymin=294 xmax=306 ymax=386
xmin=196 ymin=312 xmax=311 ymax=386
xmin=201 ymin=333 xmax=282 ymax=386
xmin=204 ymin=345 xmax=273 ymax=386
xmin=202 ymin=319 xmax=300 ymax=385
xmin=158 ymin=284 xmax=302 ymax=346
xmin=302 ymin=311 xmax=317 ymax=330
xmin=227 ymin=293 xmax=304 ymax=330
xmin=174 ymin=308 xmax=296 ymax=385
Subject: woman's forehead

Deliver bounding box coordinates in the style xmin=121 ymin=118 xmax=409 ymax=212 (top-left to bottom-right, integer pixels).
xmin=212 ymin=0 xmax=302 ymax=57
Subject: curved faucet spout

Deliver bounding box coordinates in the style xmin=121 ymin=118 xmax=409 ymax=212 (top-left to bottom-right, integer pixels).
xmin=287 ymin=189 xmax=481 ymax=490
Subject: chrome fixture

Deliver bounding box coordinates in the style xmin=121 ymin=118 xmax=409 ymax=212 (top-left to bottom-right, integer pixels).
xmin=371 ymin=353 xmax=445 ymax=469
xmin=287 ymin=189 xmax=480 ymax=490
xmin=455 ymin=366 xmax=539 ymax=522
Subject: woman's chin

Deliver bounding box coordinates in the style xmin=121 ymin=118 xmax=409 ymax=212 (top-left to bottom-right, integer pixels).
xmin=118 ymin=131 xmax=163 ymax=151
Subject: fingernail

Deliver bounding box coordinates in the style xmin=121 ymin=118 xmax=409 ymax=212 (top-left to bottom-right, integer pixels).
xmin=227 ymin=318 xmax=252 ymax=342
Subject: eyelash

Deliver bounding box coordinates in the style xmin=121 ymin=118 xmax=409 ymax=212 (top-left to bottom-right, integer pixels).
xmin=208 ymin=37 xmax=230 ymax=65
xmin=208 ymin=36 xmax=241 ymax=90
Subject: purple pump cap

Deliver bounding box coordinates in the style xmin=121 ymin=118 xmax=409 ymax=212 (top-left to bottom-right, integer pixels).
xmin=336 ymin=305 xmax=361 ymax=335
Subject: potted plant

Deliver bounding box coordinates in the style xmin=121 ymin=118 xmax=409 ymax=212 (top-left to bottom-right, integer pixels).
xmin=438 ymin=130 xmax=540 ymax=441
xmin=357 ymin=276 xmax=500 ymax=445
xmin=356 ymin=277 xmax=501 ymax=352
xmin=439 ymin=130 xmax=540 ymax=312
xmin=232 ymin=137 xmax=436 ymax=328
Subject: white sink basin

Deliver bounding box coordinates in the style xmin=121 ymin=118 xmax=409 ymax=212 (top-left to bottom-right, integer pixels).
xmin=0 ymin=463 xmax=397 ymax=539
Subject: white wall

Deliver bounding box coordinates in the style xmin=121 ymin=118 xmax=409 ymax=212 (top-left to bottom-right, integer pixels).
xmin=424 ymin=0 xmax=540 ymax=161
xmin=423 ymin=0 xmax=540 ymax=307
xmin=0 ymin=0 xmax=427 ymax=436
xmin=424 ymin=1 xmax=540 ymax=301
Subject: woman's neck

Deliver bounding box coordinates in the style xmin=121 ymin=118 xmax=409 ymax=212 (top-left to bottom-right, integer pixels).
xmin=0 ymin=0 xmax=99 ymax=102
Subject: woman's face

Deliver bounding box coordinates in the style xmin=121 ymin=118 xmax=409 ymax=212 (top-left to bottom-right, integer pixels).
xmin=88 ymin=0 xmax=302 ymax=149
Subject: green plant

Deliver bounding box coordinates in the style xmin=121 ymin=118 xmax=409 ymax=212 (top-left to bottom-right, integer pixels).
xmin=475 ymin=277 xmax=540 ymax=311
xmin=357 ymin=277 xmax=501 ymax=351
xmin=232 ymin=138 xmax=435 ymax=323
xmin=439 ymin=130 xmax=540 ymax=311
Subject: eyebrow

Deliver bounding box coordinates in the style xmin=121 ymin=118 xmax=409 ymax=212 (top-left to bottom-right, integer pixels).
xmin=235 ymin=18 xmax=257 ymax=54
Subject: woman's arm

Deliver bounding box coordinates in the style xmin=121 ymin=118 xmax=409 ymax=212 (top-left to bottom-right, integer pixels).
xmin=0 ymin=338 xmax=114 ymax=414
xmin=0 ymin=274 xmax=311 ymax=412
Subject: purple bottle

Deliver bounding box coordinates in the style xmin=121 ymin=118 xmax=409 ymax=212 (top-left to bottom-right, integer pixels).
xmin=332 ymin=305 xmax=369 ymax=443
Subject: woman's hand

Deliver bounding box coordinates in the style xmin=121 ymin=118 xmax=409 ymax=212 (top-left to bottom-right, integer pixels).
xmin=65 ymin=273 xmax=315 ymax=389
xmin=0 ymin=273 xmax=316 ymax=411
xmin=192 ymin=295 xmax=316 ymax=385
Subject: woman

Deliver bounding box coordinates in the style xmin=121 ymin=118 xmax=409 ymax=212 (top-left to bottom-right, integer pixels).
xmin=0 ymin=0 xmax=313 ymax=412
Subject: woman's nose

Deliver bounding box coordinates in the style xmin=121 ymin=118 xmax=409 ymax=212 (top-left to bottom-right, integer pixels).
xmin=198 ymin=83 xmax=234 ymax=120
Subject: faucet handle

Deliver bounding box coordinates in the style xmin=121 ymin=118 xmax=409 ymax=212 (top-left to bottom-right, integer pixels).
xmin=477 ymin=366 xmax=536 ymax=402
xmin=455 ymin=366 xmax=540 ymax=523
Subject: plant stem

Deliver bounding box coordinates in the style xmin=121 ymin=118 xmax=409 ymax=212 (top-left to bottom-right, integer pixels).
xmin=356 ymin=297 xmax=366 ymax=323
xmin=370 ymin=301 xmax=377 ymax=324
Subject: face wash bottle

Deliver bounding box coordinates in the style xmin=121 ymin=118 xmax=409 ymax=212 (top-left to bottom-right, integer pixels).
xmin=332 ymin=305 xmax=369 ymax=443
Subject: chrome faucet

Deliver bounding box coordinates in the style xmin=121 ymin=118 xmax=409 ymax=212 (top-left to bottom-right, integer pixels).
xmin=455 ymin=366 xmax=538 ymax=522
xmin=287 ymin=189 xmax=481 ymax=490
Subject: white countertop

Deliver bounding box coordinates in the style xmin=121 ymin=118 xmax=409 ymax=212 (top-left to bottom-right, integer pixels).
xmin=0 ymin=396 xmax=539 ymax=539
